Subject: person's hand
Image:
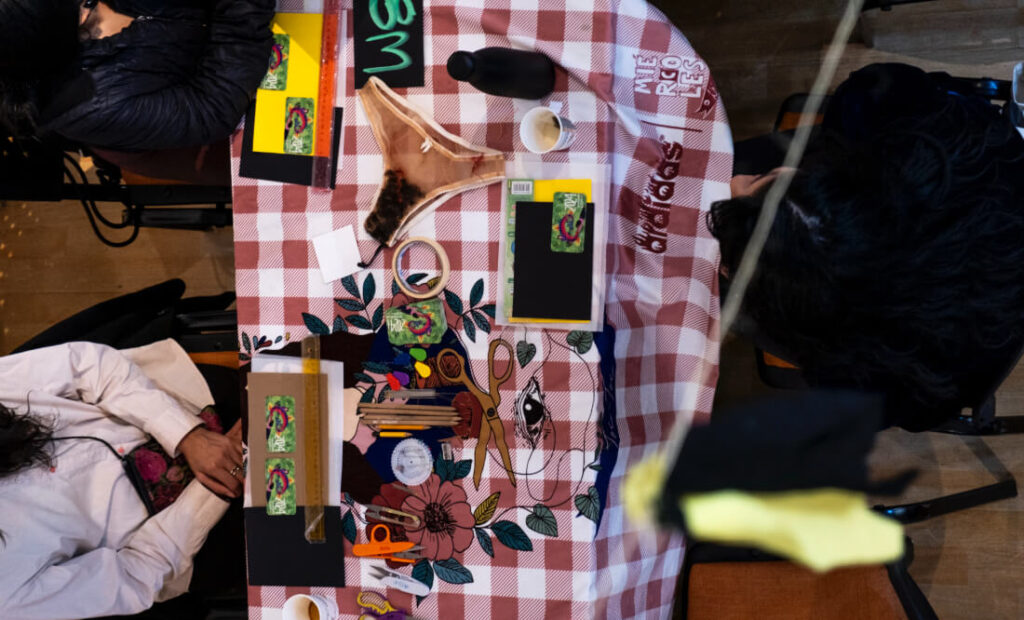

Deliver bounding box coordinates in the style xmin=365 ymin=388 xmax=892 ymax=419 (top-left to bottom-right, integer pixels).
xmin=226 ymin=419 xmax=243 ymax=443
xmin=178 ymin=425 xmax=244 ymax=498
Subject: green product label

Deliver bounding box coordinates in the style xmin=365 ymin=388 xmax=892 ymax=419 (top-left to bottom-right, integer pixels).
xmin=265 ymin=457 xmax=297 ymax=516
xmin=259 ymin=34 xmax=290 ymax=91
xmin=504 ymin=179 xmax=536 ymax=316
xmin=551 ymin=192 xmax=587 ymax=253
xmin=284 ymin=97 xmax=316 ymax=155
xmin=265 ymin=395 xmax=296 ymax=453
xmin=385 ymin=298 xmax=447 ymax=345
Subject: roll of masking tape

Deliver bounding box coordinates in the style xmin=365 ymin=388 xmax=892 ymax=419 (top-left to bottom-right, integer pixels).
xmin=391 ymin=237 xmax=450 ymax=300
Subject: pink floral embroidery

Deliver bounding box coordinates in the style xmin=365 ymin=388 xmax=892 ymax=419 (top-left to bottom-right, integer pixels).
xmin=165 ymin=465 xmax=185 ymax=483
xmin=199 ymin=406 xmax=224 ymax=434
xmin=134 ymin=448 xmax=168 ymax=483
xmin=401 ymin=474 xmax=475 ymax=561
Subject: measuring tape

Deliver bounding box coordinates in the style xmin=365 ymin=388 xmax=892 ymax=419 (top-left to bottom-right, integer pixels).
xmin=301 ymin=336 xmax=326 ymax=543
xmin=392 ymin=237 xmax=451 ymax=299
xmin=311 ymin=0 xmax=343 ymax=189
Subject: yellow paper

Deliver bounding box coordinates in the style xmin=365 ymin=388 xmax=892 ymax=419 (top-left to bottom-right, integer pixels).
xmin=508 ymin=179 xmax=593 ymax=323
xmin=253 ymin=13 xmax=323 ymax=156
xmin=533 ymin=179 xmax=592 ymax=202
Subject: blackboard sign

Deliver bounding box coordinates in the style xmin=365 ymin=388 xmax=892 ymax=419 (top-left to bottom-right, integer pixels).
xmin=354 ymin=0 xmax=425 ymax=89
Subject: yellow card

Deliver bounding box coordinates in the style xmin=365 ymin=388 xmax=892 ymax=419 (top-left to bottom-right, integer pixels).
xmin=253 ymin=13 xmax=324 ymax=156
xmin=532 ymin=179 xmax=592 ymax=202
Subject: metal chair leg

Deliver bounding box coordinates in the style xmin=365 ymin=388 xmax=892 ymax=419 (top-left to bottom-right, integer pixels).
xmin=875 ymin=477 xmax=1018 ymax=524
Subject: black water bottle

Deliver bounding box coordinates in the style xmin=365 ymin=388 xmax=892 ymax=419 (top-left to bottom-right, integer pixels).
xmin=446 ymin=48 xmax=556 ymax=100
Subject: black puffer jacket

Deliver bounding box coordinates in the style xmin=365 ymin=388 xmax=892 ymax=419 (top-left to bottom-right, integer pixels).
xmin=40 ymin=0 xmax=274 ymax=152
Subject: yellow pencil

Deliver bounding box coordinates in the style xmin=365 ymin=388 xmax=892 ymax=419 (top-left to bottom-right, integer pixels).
xmin=378 ymin=425 xmax=428 ymax=431
xmin=374 ymin=431 xmax=412 ymax=438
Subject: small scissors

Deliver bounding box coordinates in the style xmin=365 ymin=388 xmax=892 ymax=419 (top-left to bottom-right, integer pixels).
xmin=365 ymin=504 xmax=421 ymax=529
xmin=352 ymin=524 xmax=423 ymax=563
xmin=437 ymin=339 xmax=515 ymax=489
xmin=368 ymin=565 xmax=431 ymax=597
xmin=357 ymin=590 xmax=409 ymax=620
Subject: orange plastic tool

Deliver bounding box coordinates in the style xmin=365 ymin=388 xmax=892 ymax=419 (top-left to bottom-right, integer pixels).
xmin=352 ymin=524 xmax=417 ymax=558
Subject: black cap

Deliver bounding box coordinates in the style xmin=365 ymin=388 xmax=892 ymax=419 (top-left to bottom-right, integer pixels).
xmin=446 ymin=51 xmax=475 ymax=81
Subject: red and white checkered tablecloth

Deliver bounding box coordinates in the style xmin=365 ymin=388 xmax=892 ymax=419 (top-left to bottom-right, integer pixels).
xmin=232 ymin=0 xmax=731 ymax=617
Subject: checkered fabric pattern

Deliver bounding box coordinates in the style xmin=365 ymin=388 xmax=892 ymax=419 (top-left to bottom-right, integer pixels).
xmin=234 ymin=0 xmax=732 ymax=618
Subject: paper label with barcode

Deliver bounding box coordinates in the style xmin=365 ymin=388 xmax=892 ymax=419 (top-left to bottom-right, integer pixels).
xmin=510 ymin=180 xmax=534 ymax=195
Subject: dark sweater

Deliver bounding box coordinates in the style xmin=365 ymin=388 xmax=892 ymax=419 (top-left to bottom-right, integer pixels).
xmin=40 ymin=0 xmax=274 ymax=152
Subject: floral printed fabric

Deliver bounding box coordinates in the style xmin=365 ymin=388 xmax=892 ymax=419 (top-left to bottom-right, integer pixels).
xmin=401 ymin=475 xmax=476 ymax=562
xmin=128 ymin=406 xmax=222 ymax=513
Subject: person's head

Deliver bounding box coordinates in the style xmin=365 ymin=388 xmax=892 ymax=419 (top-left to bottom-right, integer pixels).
xmin=710 ymin=95 xmax=1024 ymax=429
xmin=0 ymin=402 xmax=53 ymax=480
xmin=0 ymin=401 xmax=53 ymax=544
xmin=0 ymin=0 xmax=82 ymax=135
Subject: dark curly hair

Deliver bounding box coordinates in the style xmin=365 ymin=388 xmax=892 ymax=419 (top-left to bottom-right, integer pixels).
xmin=0 ymin=401 xmax=55 ymax=544
xmin=710 ymin=93 xmax=1024 ymax=431
xmin=0 ymin=0 xmax=82 ymax=135
xmin=0 ymin=401 xmax=54 ymax=478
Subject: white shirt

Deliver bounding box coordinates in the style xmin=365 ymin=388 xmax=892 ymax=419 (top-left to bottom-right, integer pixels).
xmin=0 ymin=340 xmax=230 ymax=620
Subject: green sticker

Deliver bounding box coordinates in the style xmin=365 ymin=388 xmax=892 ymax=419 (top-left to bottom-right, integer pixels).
xmin=265 ymin=457 xmax=297 ymax=516
xmin=283 ymin=97 xmax=315 ymax=155
xmin=551 ymin=192 xmax=587 ymax=253
xmin=260 ymin=34 xmax=290 ymax=91
xmin=385 ymin=298 xmax=447 ymax=345
xmin=265 ymin=395 xmax=296 ymax=453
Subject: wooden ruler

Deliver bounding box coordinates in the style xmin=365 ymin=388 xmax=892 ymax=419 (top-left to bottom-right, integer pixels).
xmin=301 ymin=336 xmax=326 ymax=543
xmin=311 ymin=0 xmax=343 ymax=189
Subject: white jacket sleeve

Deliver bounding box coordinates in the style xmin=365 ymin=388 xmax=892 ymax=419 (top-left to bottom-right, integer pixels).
xmin=0 ymin=481 xmax=229 ymax=620
xmin=0 ymin=342 xmax=202 ymax=455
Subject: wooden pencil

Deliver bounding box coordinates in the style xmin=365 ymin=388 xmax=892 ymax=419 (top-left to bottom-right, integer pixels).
xmin=357 ymin=409 xmax=459 ymax=418
xmin=360 ymin=415 xmax=460 ymax=422
xmin=359 ymin=403 xmax=457 ymax=412
xmin=362 ymin=418 xmax=458 ymax=427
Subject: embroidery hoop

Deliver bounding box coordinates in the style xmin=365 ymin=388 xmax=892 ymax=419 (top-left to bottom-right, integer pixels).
xmin=391 ymin=237 xmax=451 ymax=300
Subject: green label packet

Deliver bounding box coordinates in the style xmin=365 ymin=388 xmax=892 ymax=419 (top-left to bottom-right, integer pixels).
xmin=284 ymin=97 xmax=315 ymax=155
xmin=385 ymin=298 xmax=447 ymax=345
xmin=265 ymin=457 xmax=297 ymax=516
xmin=551 ymin=192 xmax=587 ymax=253
xmin=504 ymin=179 xmax=536 ymax=315
xmin=265 ymin=395 xmax=296 ymax=453
xmin=259 ymin=34 xmax=290 ymax=91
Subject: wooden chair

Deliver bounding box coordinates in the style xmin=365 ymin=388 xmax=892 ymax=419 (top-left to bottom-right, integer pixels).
xmin=678 ymin=541 xmax=936 ymax=620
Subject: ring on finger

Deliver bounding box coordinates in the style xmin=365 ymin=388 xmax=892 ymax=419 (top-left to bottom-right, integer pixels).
xmin=229 ymin=464 xmax=242 ymax=479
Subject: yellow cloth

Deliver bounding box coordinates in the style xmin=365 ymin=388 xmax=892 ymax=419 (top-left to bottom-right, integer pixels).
xmin=682 ymin=488 xmax=904 ymax=572
xmin=621 ymin=454 xmax=668 ymax=526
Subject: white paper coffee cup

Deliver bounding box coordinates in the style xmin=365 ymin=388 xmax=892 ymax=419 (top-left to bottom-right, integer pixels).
xmin=520 ymin=106 xmax=577 ymax=153
xmin=282 ymin=594 xmax=339 ymax=620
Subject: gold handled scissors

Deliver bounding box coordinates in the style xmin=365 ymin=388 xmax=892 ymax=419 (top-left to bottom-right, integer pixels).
xmin=437 ymin=339 xmax=515 ymax=489
xmin=357 ymin=590 xmax=408 ymax=620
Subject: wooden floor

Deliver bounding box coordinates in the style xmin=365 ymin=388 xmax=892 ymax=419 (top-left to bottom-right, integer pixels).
xmin=3 ymin=1 xmax=1023 ymax=617
xmin=713 ymin=336 xmax=1024 ymax=620
xmin=655 ymin=1 xmax=1024 ymax=618
xmin=0 ymin=198 xmax=234 ymax=354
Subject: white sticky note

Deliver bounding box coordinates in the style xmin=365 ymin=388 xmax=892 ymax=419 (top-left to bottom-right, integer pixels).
xmin=312 ymin=225 xmax=362 ymax=283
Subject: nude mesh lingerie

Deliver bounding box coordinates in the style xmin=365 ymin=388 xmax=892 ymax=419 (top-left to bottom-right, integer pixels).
xmin=358 ymin=76 xmax=507 ymax=246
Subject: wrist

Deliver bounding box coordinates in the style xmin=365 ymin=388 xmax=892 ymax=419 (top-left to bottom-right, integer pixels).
xmin=176 ymin=424 xmax=205 ymax=456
